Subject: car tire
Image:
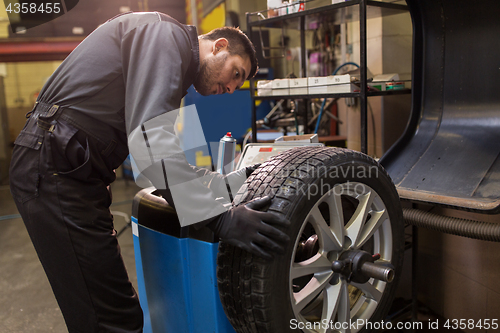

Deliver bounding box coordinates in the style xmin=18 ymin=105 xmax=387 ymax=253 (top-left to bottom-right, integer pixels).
xmin=217 ymin=146 xmax=404 ymax=333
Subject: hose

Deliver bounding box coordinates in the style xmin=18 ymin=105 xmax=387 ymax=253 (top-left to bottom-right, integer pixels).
xmin=332 ymin=62 xmax=359 ymax=75
xmin=314 ymin=98 xmax=327 ymax=134
xmin=403 ymin=208 xmax=500 ymax=242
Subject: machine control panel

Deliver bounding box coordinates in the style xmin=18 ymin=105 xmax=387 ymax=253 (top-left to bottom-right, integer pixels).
xmin=236 ymin=142 xmax=324 ymax=169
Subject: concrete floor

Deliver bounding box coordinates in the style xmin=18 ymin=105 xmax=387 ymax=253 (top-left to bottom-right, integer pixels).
xmin=0 ymin=178 xmax=142 ymax=333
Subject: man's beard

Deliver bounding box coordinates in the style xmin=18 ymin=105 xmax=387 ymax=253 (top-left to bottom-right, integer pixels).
xmin=193 ymin=53 xmax=227 ymax=96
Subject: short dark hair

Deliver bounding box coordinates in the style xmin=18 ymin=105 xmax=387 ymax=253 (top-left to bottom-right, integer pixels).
xmin=200 ymin=27 xmax=258 ymax=79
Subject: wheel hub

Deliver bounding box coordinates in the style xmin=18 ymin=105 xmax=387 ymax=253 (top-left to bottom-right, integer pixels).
xmin=295 ymin=232 xmax=396 ymax=285
xmin=332 ymin=250 xmax=395 ymax=284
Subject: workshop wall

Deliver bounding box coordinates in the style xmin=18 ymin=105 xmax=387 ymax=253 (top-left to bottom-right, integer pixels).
xmin=339 ymin=11 xmax=412 ymax=158
xmin=1 ymin=1 xmax=186 ymax=145
xmin=2 ymin=61 xmax=62 ymax=143
xmin=0 ymin=2 xmax=60 ymax=143
xmin=0 ymin=76 xmax=9 ymax=184
xmin=0 ymin=2 xmax=9 ymax=38
xmin=0 ymin=6 xmax=11 ymax=182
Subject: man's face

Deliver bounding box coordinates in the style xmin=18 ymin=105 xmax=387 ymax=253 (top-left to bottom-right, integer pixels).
xmin=194 ymin=50 xmax=251 ymax=96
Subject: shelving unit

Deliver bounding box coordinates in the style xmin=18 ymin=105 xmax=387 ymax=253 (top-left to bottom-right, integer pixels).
xmin=246 ymin=0 xmax=410 ymax=153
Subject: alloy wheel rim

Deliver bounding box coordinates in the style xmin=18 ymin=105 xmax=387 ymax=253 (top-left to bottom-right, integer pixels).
xmin=289 ymin=181 xmax=393 ymax=333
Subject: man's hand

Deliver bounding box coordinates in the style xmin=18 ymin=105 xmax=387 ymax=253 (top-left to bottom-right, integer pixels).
xmin=208 ymin=196 xmax=290 ymax=259
xmin=224 ymin=163 xmax=261 ymax=181
xmin=222 ymin=163 xmax=262 ymax=200
xmin=244 ymin=163 xmax=261 ymax=177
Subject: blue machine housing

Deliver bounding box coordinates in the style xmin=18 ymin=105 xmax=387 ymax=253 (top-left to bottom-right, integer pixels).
xmin=181 ymin=80 xmax=272 ymax=166
xmin=131 ymin=188 xmax=236 ymax=333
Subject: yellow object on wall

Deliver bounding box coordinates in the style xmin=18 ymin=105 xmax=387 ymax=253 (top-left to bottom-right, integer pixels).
xmin=195 ymin=150 xmax=212 ymax=168
xmin=199 ymin=2 xmax=225 ymax=34
xmin=185 ymin=0 xmax=225 ymax=33
xmin=0 ymin=0 xmax=11 ymax=38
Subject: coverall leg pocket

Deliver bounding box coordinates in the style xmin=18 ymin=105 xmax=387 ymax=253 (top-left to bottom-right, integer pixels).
xmin=50 ymin=119 xmax=92 ymax=181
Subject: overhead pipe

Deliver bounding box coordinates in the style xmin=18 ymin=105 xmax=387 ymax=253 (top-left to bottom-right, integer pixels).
xmin=403 ymin=208 xmax=500 ymax=242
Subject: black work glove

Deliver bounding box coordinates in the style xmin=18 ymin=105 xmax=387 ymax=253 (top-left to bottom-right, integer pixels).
xmin=223 ymin=163 xmax=261 ymax=182
xmin=244 ymin=163 xmax=261 ymax=177
xmin=207 ymin=196 xmax=290 ymax=259
xmin=218 ymin=163 xmax=262 ymax=201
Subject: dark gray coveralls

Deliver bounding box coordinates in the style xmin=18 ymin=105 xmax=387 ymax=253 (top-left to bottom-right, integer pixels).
xmin=9 ymin=12 xmax=200 ymax=332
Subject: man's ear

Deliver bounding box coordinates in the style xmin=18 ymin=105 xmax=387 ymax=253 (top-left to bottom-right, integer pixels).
xmin=213 ymin=38 xmax=229 ymax=54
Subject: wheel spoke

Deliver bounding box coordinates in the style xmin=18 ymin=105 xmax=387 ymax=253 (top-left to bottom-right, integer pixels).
xmin=345 ymin=190 xmax=374 ymax=248
xmin=349 ymin=294 xmax=366 ymax=315
xmin=320 ymin=279 xmax=350 ymax=333
xmin=320 ymin=281 xmax=343 ymax=327
xmin=293 ymin=272 xmax=333 ymax=312
xmin=337 ymin=279 xmax=351 ymax=333
xmin=354 ymin=209 xmax=388 ymax=248
xmin=326 ymin=190 xmax=345 ymax=249
xmin=291 ymin=253 xmax=333 ymax=279
xmin=309 ymin=206 xmax=343 ymax=252
xmin=350 ymin=280 xmax=383 ymax=302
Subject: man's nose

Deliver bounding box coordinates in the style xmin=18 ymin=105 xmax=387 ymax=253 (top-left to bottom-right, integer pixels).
xmin=226 ymin=81 xmax=238 ymax=94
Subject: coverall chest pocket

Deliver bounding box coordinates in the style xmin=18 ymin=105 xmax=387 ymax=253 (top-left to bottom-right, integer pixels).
xmin=50 ymin=119 xmax=92 ymax=181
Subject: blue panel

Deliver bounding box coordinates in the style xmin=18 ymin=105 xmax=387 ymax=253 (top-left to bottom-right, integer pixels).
xmin=182 ymin=85 xmax=271 ymax=166
xmin=136 ymin=224 xmax=236 ymax=333
xmin=139 ymin=226 xmax=191 ymax=332
xmin=183 ymin=86 xmax=254 ymax=144
xmin=131 ymin=217 xmax=152 ymax=333
xmin=185 ymin=238 xmax=236 ymax=333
